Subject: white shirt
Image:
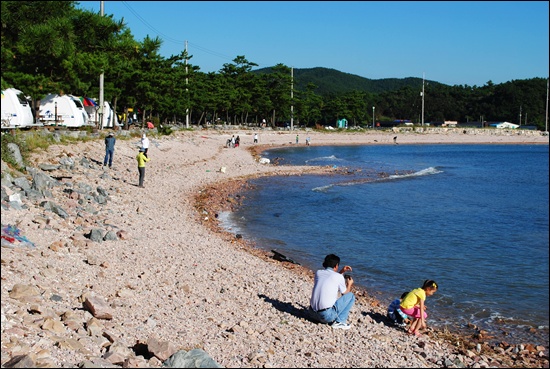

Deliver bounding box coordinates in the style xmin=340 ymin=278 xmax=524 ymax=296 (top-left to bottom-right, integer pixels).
xmin=310 ymin=268 xmax=346 ymax=311
xmin=141 ymin=136 xmax=150 ymax=149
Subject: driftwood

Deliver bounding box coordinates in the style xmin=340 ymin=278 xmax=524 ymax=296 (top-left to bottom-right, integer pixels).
xmin=271 ymin=250 xmax=300 ymax=265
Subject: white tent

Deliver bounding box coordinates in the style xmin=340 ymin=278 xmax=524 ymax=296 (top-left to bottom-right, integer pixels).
xmin=83 ymin=99 xmax=121 ymax=128
xmin=102 ymin=101 xmax=121 ymax=128
xmin=490 ymin=121 xmax=519 ymax=129
xmin=38 ymin=94 xmax=93 ymax=128
xmin=1 ymin=88 xmax=36 ymax=129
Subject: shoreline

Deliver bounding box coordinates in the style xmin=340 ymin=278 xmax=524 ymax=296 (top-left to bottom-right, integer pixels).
xmin=1 ymin=128 xmax=548 ymax=367
xmin=193 ymin=135 xmax=549 ymax=346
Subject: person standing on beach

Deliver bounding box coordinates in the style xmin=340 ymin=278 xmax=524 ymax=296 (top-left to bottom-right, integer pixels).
xmin=399 ymin=280 xmax=437 ymax=336
xmin=103 ymin=132 xmax=116 ymax=168
xmin=296 ymin=134 xmax=299 ymax=144
xmin=310 ymin=254 xmax=355 ymax=329
xmin=141 ymin=133 xmax=150 ymax=158
xmin=254 ymin=133 xmax=258 ymax=143
xmin=393 ymin=136 xmax=398 ymax=144
xmin=136 ymin=147 xmax=150 ymax=188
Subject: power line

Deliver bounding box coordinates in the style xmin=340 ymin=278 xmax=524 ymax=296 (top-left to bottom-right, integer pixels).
xmin=187 ymin=42 xmax=234 ymax=61
xmin=121 ymin=1 xmax=235 ymax=63
xmin=121 ymin=1 xmax=184 ymax=45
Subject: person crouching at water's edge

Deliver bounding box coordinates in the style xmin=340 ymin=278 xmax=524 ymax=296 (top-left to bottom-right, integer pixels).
xmin=400 ymin=279 xmax=437 ymax=336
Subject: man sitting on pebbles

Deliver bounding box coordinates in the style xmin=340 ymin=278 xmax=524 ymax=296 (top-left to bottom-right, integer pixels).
xmin=309 ymin=254 xmax=356 ymax=330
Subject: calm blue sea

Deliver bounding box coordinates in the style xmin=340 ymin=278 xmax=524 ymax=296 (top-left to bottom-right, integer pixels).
xmin=221 ymin=144 xmax=549 ymax=346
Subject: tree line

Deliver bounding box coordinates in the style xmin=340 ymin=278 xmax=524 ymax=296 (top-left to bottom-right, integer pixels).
xmin=1 ymin=1 xmax=548 ymax=130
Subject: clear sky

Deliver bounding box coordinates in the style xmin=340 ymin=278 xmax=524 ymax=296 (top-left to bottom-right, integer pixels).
xmin=77 ymin=1 xmax=549 ymax=87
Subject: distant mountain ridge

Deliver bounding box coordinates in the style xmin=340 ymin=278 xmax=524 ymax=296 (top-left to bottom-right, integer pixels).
xmin=252 ymin=66 xmax=445 ymax=95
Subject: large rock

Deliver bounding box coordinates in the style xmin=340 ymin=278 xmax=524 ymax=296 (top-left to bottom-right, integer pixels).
xmin=6 ymin=143 xmax=24 ymax=168
xmin=82 ymin=293 xmax=113 ymax=320
xmin=163 ymin=349 xmax=223 ymax=368
xmin=9 ymin=284 xmax=40 ymax=301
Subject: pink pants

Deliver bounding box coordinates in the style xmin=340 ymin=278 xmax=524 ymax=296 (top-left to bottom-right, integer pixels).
xmin=401 ymin=306 xmax=427 ymax=319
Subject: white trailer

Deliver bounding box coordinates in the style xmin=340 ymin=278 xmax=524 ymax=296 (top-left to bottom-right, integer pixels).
xmin=1 ymin=88 xmax=37 ymax=129
xmin=38 ymin=94 xmax=93 ymax=128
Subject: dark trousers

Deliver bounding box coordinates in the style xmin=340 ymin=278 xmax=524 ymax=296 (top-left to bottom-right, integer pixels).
xmin=138 ymin=166 xmax=145 ymax=187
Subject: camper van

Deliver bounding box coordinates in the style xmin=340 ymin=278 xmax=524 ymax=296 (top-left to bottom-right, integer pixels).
xmin=38 ymin=94 xmax=93 ymax=128
xmin=1 ymin=88 xmax=36 ymax=129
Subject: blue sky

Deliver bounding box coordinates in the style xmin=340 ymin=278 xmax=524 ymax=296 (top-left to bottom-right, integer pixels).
xmin=77 ymin=1 xmax=549 ymax=87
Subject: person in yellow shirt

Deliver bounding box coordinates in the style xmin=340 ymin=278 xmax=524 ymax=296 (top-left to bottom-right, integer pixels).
xmin=136 ymin=147 xmax=150 ymax=188
xmin=399 ymin=279 xmax=438 ymax=336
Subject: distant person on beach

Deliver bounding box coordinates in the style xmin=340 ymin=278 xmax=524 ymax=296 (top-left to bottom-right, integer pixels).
xmin=136 ymin=147 xmax=150 ymax=188
xmin=254 ymin=133 xmax=258 ymax=143
xmin=235 ymin=135 xmax=240 ymax=147
xmin=141 ymin=133 xmax=150 ymax=158
xmin=296 ymin=134 xmax=299 ymax=144
xmin=400 ymin=280 xmax=438 ymax=336
xmin=393 ymin=136 xmax=398 ymax=144
xmin=231 ymin=135 xmax=236 ymax=148
xmin=310 ymin=254 xmax=355 ymax=330
xmin=306 ymin=136 xmax=311 ymax=146
xmin=387 ymin=291 xmax=410 ymax=328
xmin=103 ymin=132 xmax=116 ymax=168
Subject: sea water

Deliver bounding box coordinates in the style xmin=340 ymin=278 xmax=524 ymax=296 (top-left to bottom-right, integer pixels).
xmin=221 ymin=144 xmax=549 ymax=346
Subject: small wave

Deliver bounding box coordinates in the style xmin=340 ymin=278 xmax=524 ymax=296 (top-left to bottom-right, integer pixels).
xmin=312 ymin=184 xmax=335 ymax=192
xmin=306 ymin=155 xmax=342 ymax=164
xmin=217 ymin=211 xmax=245 ymax=234
xmin=311 ymin=167 xmax=443 ymax=191
xmin=387 ymin=166 xmax=443 ymax=180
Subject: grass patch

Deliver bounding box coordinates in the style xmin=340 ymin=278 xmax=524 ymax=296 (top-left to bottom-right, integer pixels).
xmin=1 ymin=128 xmax=141 ymax=173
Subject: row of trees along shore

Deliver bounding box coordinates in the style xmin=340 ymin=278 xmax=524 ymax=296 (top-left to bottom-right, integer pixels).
xmin=1 ymin=1 xmax=548 ymax=130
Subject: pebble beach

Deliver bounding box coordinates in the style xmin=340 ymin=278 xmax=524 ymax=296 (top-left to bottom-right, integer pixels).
xmin=1 ymin=127 xmax=548 ymax=368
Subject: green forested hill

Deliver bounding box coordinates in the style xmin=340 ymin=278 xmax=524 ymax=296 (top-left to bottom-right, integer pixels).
xmin=1 ymin=1 xmax=546 ymax=129
xmin=252 ymin=66 xmax=445 ymax=95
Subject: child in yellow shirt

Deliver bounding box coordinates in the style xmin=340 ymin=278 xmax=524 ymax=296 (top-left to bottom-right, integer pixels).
xmin=400 ymin=280 xmax=437 ymax=336
xmin=136 ymin=147 xmax=150 ymax=188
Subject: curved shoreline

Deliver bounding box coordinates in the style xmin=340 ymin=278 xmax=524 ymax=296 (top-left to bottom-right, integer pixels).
xmin=194 ymin=133 xmax=549 ymax=347
xmin=1 ymin=128 xmax=548 ymax=368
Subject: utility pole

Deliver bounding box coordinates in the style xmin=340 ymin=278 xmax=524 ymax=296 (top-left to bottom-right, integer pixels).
xmin=290 ymin=67 xmax=294 ymax=131
xmin=99 ymin=1 xmax=105 ymax=130
xmin=546 ymin=78 xmax=548 ymax=133
xmin=185 ymin=40 xmax=189 ymax=129
xmin=422 ymin=72 xmax=425 ymax=127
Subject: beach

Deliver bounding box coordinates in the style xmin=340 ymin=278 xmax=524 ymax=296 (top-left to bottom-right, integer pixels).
xmin=1 ymin=127 xmax=548 ymax=368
